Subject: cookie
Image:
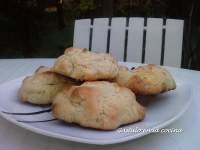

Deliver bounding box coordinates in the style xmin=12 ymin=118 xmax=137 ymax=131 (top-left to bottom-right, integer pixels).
xmin=53 ymin=47 xmax=119 ymax=81
xmin=115 ymin=64 xmax=176 ymax=95
xmin=52 ymin=81 xmax=145 ymax=130
xmin=19 ymin=66 xmax=80 ymax=105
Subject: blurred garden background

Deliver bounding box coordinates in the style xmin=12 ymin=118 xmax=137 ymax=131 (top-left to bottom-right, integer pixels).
xmin=0 ymin=0 xmax=200 ymax=70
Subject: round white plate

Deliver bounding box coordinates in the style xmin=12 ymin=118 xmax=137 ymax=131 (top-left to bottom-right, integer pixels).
xmin=0 ymin=77 xmax=191 ymax=145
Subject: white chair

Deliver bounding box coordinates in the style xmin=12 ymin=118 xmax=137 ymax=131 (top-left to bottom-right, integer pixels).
xmin=73 ymin=17 xmax=184 ymax=67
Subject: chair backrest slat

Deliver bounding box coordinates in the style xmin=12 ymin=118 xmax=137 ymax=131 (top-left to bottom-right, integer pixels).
xmin=109 ymin=18 xmax=126 ymax=61
xmin=164 ymin=19 xmax=184 ymax=67
xmin=73 ymin=19 xmax=91 ymax=49
xmin=73 ymin=17 xmax=184 ymax=67
xmin=91 ymin=18 xmax=109 ymax=53
xmin=127 ymin=17 xmax=144 ymax=63
xmin=145 ymin=18 xmax=163 ymax=65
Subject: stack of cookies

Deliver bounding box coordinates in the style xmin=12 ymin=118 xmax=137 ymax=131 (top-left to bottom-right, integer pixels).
xmin=19 ymin=47 xmax=176 ymax=130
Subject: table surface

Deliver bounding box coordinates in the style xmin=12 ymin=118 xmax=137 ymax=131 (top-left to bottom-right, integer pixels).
xmin=0 ymin=59 xmax=199 ymax=150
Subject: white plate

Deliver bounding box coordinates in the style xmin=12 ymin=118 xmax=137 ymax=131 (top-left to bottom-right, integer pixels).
xmin=0 ymin=77 xmax=191 ymax=145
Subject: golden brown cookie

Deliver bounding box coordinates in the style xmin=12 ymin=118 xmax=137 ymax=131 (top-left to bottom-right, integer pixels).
xmin=52 ymin=81 xmax=145 ymax=130
xmin=64 ymin=47 xmax=84 ymax=55
xmin=115 ymin=64 xmax=176 ymax=95
xmin=19 ymin=66 xmax=80 ymax=105
xmin=53 ymin=47 xmax=119 ymax=81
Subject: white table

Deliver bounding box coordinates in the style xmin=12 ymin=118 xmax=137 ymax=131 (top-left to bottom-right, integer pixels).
xmin=0 ymin=59 xmax=199 ymax=150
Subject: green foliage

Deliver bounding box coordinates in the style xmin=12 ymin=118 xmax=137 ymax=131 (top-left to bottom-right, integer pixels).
xmin=33 ymin=25 xmax=74 ymax=58
xmin=63 ymin=0 xmax=97 ymax=23
xmin=79 ymin=0 xmax=96 ymax=11
xmin=114 ymin=0 xmax=168 ymax=16
xmin=187 ymin=26 xmax=200 ymax=70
